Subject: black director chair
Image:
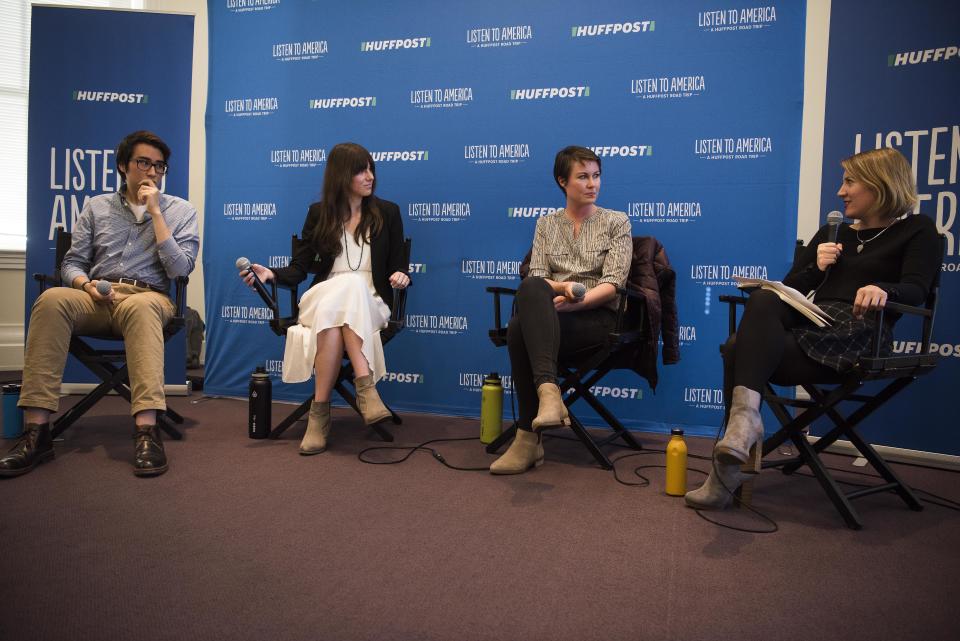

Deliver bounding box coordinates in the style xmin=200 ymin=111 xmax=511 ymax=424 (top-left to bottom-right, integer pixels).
xmin=32 ymin=228 xmax=188 ymax=440
xmin=719 ymin=235 xmax=945 ymax=529
xmin=485 ymin=237 xmax=671 ymax=469
xmin=265 ymin=235 xmax=411 ymax=442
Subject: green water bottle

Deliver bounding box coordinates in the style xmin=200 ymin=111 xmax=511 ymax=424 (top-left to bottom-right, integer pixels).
xmin=480 ymin=372 xmax=503 ymax=444
xmin=665 ymin=428 xmax=688 ymax=496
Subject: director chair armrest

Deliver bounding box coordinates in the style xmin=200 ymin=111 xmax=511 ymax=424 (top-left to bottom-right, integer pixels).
xmin=866 ymin=299 xmax=937 ymax=363
xmin=486 ymin=286 xmax=518 ymax=347
xmin=165 ymin=276 xmax=190 ymax=332
xmin=33 ymin=271 xmax=62 ymax=293
xmin=719 ymin=293 xmax=748 ymax=335
xmin=267 ymin=277 xmax=302 ymax=337
xmin=880 ymin=301 xmax=932 ymax=318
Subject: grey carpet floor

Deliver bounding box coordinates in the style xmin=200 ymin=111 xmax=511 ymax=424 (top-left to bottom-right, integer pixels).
xmin=0 ymin=395 xmax=957 ymax=641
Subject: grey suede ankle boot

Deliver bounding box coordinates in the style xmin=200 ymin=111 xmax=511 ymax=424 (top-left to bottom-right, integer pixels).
xmin=684 ymin=460 xmax=749 ymax=510
xmin=300 ymin=401 xmax=331 ymax=455
xmin=715 ymin=385 xmax=764 ymax=467
xmin=489 ymin=429 xmax=544 ymax=474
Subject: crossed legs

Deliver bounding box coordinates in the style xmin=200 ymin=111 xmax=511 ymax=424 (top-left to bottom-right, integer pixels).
xmin=299 ymin=324 xmax=389 ymax=455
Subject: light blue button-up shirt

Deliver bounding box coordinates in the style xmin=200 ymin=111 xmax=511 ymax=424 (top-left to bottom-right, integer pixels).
xmin=60 ymin=191 xmax=200 ymax=292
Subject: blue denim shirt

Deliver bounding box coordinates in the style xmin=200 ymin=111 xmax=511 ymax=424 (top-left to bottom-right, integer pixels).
xmin=61 ymin=191 xmax=200 ymax=292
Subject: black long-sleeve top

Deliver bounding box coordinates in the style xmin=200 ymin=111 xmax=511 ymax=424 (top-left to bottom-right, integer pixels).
xmin=271 ymin=196 xmax=407 ymax=310
xmin=783 ymin=213 xmax=940 ymax=306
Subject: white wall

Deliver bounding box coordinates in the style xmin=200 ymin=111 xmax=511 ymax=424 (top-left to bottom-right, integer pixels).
xmin=0 ymin=0 xmax=830 ymax=370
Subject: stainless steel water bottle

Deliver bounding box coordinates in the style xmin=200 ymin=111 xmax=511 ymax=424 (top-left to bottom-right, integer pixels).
xmin=248 ymin=366 xmax=271 ymax=439
xmin=480 ymin=372 xmax=504 ymax=444
xmin=665 ymin=428 xmax=688 ymax=496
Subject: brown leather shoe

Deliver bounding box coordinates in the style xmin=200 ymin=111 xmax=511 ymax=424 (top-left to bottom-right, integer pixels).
xmin=0 ymin=423 xmax=54 ymax=478
xmin=133 ymin=424 xmax=168 ymax=477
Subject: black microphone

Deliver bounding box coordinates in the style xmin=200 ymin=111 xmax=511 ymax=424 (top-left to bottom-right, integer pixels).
xmin=236 ymin=257 xmax=274 ymax=307
xmin=95 ymin=280 xmax=112 ymax=296
xmin=826 ymin=210 xmax=843 ymax=243
xmin=570 ymin=282 xmax=587 ymax=299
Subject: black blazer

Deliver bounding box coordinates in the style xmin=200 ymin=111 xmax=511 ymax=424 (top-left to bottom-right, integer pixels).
xmin=272 ymin=196 xmax=407 ymax=309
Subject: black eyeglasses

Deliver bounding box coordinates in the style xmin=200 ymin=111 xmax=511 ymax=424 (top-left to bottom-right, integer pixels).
xmin=134 ymin=157 xmax=169 ymax=175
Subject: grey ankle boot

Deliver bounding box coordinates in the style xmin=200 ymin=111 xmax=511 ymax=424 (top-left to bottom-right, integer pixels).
xmin=684 ymin=460 xmax=749 ymax=510
xmin=354 ymin=375 xmax=391 ymax=425
xmin=714 ymin=386 xmax=764 ymax=466
xmin=300 ymin=401 xmax=331 ymax=455
xmin=489 ymin=429 xmax=544 ymax=474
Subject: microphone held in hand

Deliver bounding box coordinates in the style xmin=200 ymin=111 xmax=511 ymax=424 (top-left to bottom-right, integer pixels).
xmin=95 ymin=280 xmax=112 ymax=297
xmin=570 ymin=282 xmax=586 ymax=299
xmin=235 ymin=257 xmax=274 ymax=308
xmin=826 ymin=210 xmax=843 ymax=243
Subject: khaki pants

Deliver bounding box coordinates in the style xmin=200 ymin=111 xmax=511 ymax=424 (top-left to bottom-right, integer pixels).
xmin=19 ymin=284 xmax=176 ymax=416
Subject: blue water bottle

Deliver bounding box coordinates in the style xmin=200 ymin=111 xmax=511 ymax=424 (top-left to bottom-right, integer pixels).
xmin=2 ymin=384 xmax=24 ymax=439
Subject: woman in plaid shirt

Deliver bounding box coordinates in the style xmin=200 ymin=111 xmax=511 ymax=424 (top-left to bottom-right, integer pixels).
xmin=490 ymin=146 xmax=632 ymax=474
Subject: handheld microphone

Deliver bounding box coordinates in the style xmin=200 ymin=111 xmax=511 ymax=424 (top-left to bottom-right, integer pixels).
xmin=236 ymin=257 xmax=274 ymax=308
xmin=826 ymin=210 xmax=843 ymax=243
xmin=570 ymin=282 xmax=587 ymax=299
xmin=96 ymin=280 xmax=112 ymax=296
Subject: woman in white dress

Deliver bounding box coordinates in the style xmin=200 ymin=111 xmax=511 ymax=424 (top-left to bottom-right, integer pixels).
xmin=241 ymin=143 xmax=410 ymax=454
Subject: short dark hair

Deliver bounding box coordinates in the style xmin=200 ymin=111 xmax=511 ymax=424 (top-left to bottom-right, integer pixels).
xmin=115 ymin=130 xmax=171 ymax=180
xmin=553 ymin=146 xmax=601 ymax=194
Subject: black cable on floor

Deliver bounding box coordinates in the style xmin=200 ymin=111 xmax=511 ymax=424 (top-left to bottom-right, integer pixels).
xmin=358 ymin=436 xmax=490 ymax=471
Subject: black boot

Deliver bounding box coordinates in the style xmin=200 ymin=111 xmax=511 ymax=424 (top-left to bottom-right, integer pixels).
xmin=0 ymin=423 xmax=54 ymax=477
xmin=133 ymin=424 xmax=168 ymax=477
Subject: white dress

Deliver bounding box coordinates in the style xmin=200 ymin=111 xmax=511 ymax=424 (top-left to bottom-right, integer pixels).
xmin=281 ymin=232 xmax=391 ymax=384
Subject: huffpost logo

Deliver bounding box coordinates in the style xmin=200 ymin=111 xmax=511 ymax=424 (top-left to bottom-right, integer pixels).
xmin=73 ymin=90 xmax=147 ymax=104
xmin=508 ymin=207 xmax=557 ymax=218
xmin=589 ymin=145 xmax=653 ymax=158
xmin=308 ymin=97 xmax=376 ymax=109
xmin=361 ymin=37 xmax=431 ymax=51
xmin=571 ymin=21 xmax=654 ymax=36
xmin=888 ymin=46 xmax=958 ymax=66
xmin=510 ymin=86 xmax=589 ymax=100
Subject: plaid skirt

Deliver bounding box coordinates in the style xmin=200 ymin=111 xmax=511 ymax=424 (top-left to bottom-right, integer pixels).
xmin=792 ymin=300 xmax=892 ymax=372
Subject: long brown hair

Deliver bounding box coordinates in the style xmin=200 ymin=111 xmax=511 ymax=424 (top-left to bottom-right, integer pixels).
xmin=310 ymin=142 xmax=383 ymax=257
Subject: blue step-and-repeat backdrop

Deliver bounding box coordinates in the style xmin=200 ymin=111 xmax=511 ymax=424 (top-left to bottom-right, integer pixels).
xmin=820 ymin=0 xmax=960 ymax=455
xmin=204 ymin=0 xmax=805 ymax=438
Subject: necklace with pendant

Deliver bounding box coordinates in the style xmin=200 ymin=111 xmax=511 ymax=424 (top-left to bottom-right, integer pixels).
xmin=855 ymin=221 xmax=894 ymax=253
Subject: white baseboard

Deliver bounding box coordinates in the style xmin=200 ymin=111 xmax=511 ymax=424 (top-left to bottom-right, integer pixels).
xmin=808 ymin=436 xmax=960 ymax=472
xmin=60 ymin=383 xmax=192 ymax=396
xmin=0 ymin=322 xmax=25 ymax=370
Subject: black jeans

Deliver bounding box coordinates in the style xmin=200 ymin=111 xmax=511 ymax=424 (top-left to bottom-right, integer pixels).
xmin=506 ymin=277 xmax=616 ymax=431
xmin=722 ymin=289 xmax=840 ymax=404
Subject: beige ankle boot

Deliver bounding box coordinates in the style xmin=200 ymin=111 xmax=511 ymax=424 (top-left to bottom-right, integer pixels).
xmin=300 ymin=401 xmax=331 ymax=455
xmin=354 ymin=375 xmax=391 ymax=425
xmin=684 ymin=459 xmax=750 ymax=510
xmin=489 ymin=429 xmax=544 ymax=474
xmin=531 ymin=382 xmax=570 ymax=431
xmin=714 ymin=386 xmax=764 ymax=468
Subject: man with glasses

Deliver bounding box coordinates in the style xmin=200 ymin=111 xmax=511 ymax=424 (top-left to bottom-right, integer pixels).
xmin=0 ymin=130 xmax=199 ymax=478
